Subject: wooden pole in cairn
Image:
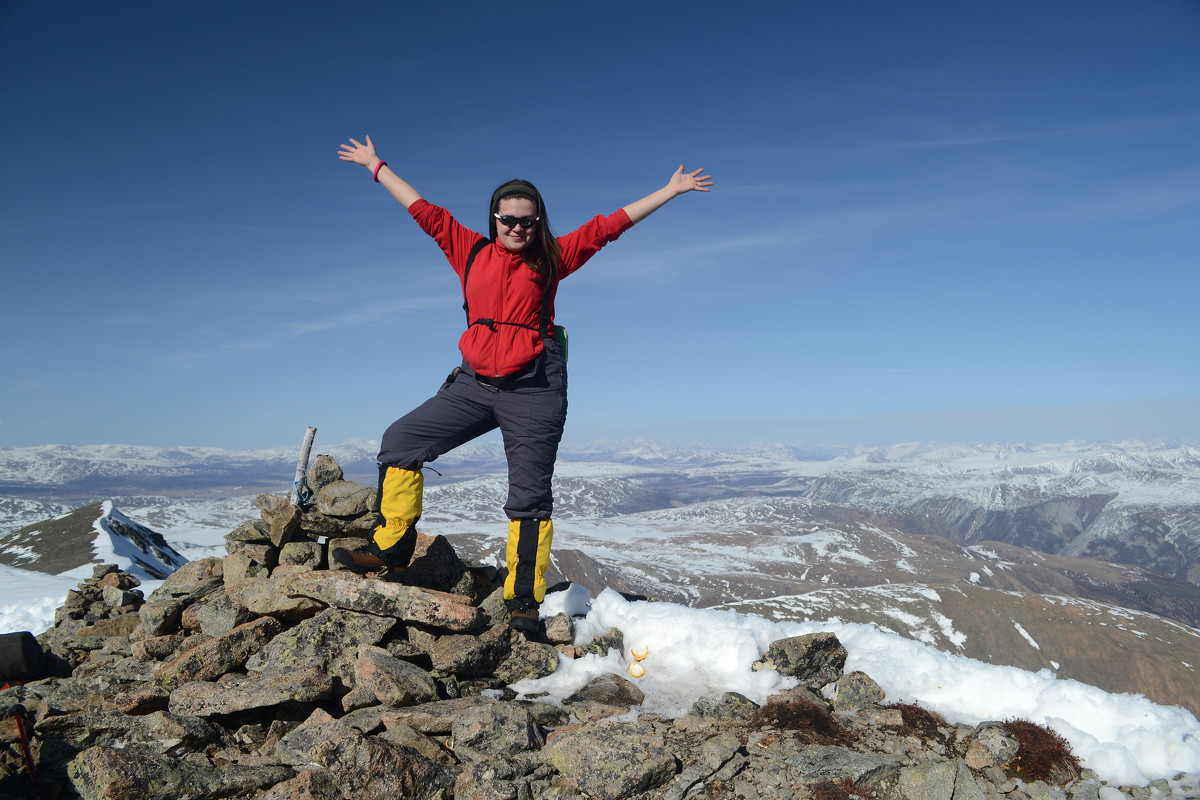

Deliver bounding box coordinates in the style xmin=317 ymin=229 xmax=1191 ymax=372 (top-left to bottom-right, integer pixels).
xmin=290 ymin=426 xmax=317 ymax=506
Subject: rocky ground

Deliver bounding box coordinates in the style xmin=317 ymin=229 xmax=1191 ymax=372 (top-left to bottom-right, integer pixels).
xmin=2 ymin=455 xmax=1198 ymax=800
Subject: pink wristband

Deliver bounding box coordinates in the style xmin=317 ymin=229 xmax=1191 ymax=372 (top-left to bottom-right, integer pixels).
xmin=373 ymin=161 xmax=387 ymax=182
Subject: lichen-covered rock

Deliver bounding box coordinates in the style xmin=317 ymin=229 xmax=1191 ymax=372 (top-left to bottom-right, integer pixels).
xmin=98 ymin=585 xmax=138 ymax=608
xmin=494 ymin=636 xmax=559 ymax=684
xmin=429 ymin=625 xmax=511 ymax=677
xmin=112 ymin=685 xmax=170 ymax=715
xmin=35 ymin=707 xmax=222 ymax=756
xmin=900 ymin=759 xmax=986 ymax=800
xmin=315 ymin=480 xmax=375 ymax=517
xmin=97 ymin=571 xmax=140 ymax=591
xmin=541 ymin=720 xmax=677 ymax=800
xmin=404 ymin=532 xmax=490 ymax=599
xmin=453 ymin=756 xmax=527 ymax=800
xmin=380 ymin=697 xmax=497 ymax=735
xmin=752 ymin=631 xmax=847 ymax=689
xmin=68 ymin=744 xmax=294 ymax=800
xmin=187 ymin=587 xmax=253 ymax=637
xmin=227 ymin=518 xmax=272 ymax=544
xmin=236 ymin=543 xmax=280 ymax=569
xmin=834 ymin=669 xmax=886 ymax=709
xmin=77 ymin=613 xmax=140 ymax=639
xmin=282 ymin=571 xmax=486 ymax=633
xmin=690 ymin=691 xmax=759 ymax=720
xmin=306 ymin=454 xmax=344 ymax=493
xmin=784 ymin=744 xmax=902 ymax=787
xmin=280 ymin=540 xmax=324 ymax=569
xmin=352 ymin=644 xmax=439 ymax=708
xmin=580 ymin=627 xmax=625 ymax=658
xmin=153 ymin=615 xmax=282 ymax=689
xmin=302 ymin=513 xmax=380 ymax=538
xmin=270 ymin=506 xmax=303 ymax=547
xmin=478 ymin=585 xmax=511 ymax=629
xmin=378 ymin=720 xmax=456 ymax=764
xmin=256 ymin=493 xmax=291 ymax=517
xmin=565 ymin=673 xmax=646 ymax=722
xmin=168 ymin=667 xmax=336 ymax=717
xmin=226 ymin=572 xmax=326 ymax=620
xmin=256 ymin=493 xmax=302 ymax=547
xmin=131 ymin=630 xmax=186 ymax=661
xmin=659 ymin=731 xmax=746 ymax=800
xmin=138 ymin=599 xmax=184 ymax=637
xmin=247 ymin=607 xmax=396 ymax=685
xmin=543 ymin=612 xmax=574 ymax=645
xmin=275 ymin=710 xmax=454 ymax=800
xmin=223 ymin=551 xmax=270 ymax=586
xmin=965 ymin=721 xmax=1020 ymax=770
xmin=451 ymin=700 xmax=544 ymax=761
xmin=154 ymin=557 xmax=224 ymax=598
xmin=260 ymin=768 xmax=344 ymax=800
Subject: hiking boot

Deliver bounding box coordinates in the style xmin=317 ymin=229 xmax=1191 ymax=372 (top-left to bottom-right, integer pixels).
xmin=508 ymin=607 xmax=541 ymax=637
xmin=331 ymin=541 xmax=408 ymax=575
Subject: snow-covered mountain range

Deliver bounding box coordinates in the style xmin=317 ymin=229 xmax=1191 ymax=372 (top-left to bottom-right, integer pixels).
xmin=0 ymin=439 xmax=382 ymax=497
xmin=4 ymin=438 xmax=1199 ymax=592
xmin=3 ymin=437 xmax=1199 ymax=714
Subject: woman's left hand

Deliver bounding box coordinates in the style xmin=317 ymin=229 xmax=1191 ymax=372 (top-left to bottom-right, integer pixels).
xmin=667 ymin=165 xmax=714 ymax=195
xmin=623 ymin=164 xmax=715 ymax=223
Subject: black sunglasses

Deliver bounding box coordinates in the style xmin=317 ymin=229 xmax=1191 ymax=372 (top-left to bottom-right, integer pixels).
xmin=494 ymin=214 xmax=539 ymax=229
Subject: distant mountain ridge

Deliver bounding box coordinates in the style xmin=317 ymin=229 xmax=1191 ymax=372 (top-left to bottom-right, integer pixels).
xmin=0 ymin=439 xmax=383 ymax=496
xmin=0 ymin=500 xmax=186 ymax=580
xmin=3 ymin=438 xmax=1199 ymax=583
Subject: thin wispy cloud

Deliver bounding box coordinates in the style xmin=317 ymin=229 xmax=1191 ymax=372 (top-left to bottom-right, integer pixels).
xmin=4 ymin=379 xmax=53 ymax=394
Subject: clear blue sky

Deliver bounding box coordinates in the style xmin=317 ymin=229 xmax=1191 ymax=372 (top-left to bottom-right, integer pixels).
xmin=2 ymin=1 xmax=1198 ymax=450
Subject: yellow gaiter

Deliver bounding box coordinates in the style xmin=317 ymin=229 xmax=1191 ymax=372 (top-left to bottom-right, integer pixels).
xmin=503 ymin=518 xmax=554 ymax=604
xmin=373 ymin=467 xmax=423 ymax=554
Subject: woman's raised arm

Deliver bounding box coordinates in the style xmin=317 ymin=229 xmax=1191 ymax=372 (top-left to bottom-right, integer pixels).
xmin=621 ymin=165 xmax=713 ymax=224
xmin=338 ymin=135 xmax=423 ymax=209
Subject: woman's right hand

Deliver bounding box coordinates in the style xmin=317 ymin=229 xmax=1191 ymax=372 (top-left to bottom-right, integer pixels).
xmin=338 ymin=135 xmax=379 ymax=169
xmin=338 ymin=134 xmax=422 ymax=208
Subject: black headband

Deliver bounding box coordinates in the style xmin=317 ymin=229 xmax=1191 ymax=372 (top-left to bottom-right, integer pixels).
xmin=490 ymin=181 xmax=542 ymax=214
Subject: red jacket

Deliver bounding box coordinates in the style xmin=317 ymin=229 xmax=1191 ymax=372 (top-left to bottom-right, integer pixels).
xmin=409 ymin=199 xmax=633 ymax=377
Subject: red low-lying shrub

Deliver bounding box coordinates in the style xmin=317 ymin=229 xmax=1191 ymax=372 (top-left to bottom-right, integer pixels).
xmin=1003 ymin=718 xmax=1082 ymax=783
xmin=884 ymin=701 xmax=947 ymax=739
xmin=751 ymin=697 xmax=856 ymax=746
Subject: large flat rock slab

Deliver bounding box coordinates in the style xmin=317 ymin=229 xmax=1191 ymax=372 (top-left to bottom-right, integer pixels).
xmin=281 ymin=571 xmax=486 ymax=632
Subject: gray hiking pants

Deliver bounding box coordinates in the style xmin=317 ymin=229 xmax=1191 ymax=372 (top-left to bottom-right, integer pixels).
xmin=377 ymin=340 xmax=567 ymax=519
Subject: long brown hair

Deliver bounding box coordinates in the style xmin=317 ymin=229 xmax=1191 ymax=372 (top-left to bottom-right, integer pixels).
xmin=488 ymin=179 xmax=560 ymax=291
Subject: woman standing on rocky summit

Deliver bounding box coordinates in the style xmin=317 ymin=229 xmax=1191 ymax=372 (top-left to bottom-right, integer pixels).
xmin=333 ymin=134 xmax=712 ymax=635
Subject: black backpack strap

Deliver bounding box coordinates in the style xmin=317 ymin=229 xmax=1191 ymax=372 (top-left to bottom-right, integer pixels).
xmin=537 ymin=281 xmax=553 ymax=337
xmin=461 ymin=236 xmax=491 ymax=326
